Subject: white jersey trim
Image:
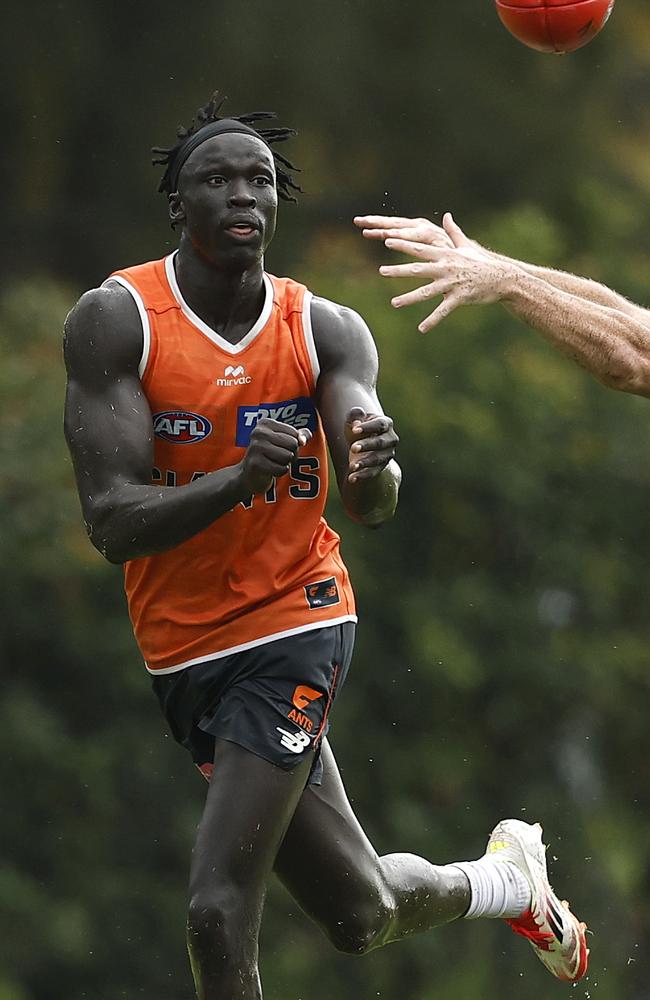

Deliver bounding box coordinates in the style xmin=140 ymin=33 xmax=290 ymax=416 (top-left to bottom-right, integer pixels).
xmin=145 ymin=614 xmax=358 ymax=675
xmin=164 ymin=251 xmax=273 ymax=355
xmin=302 ymin=291 xmax=320 ymax=388
xmin=102 ymin=275 xmax=151 ymax=378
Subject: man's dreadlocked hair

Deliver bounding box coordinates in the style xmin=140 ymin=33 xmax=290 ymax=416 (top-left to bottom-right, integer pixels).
xmin=152 ymin=93 xmax=301 ymax=202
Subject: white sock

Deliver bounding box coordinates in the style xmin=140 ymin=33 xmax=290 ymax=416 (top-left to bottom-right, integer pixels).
xmin=448 ymin=858 xmax=531 ymax=919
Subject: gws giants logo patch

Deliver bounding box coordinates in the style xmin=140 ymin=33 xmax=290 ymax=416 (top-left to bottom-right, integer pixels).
xmin=153 ymin=410 xmax=212 ymax=444
xmin=288 ymin=685 xmax=323 ymax=735
xmin=304 ymin=577 xmax=340 ymax=610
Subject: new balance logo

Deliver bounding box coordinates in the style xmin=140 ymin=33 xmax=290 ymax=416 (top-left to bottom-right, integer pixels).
xmin=216 ymin=364 xmax=252 ymax=387
xmin=276 ymin=727 xmax=311 ymax=754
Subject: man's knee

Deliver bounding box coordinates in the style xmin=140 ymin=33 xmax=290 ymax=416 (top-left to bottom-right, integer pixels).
xmin=326 ymin=895 xmax=395 ymax=955
xmin=186 ymin=885 xmax=252 ymax=958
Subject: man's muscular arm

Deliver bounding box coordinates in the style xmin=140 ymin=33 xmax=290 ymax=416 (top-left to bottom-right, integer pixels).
xmin=355 ymin=213 xmax=650 ymax=397
xmin=311 ymin=297 xmax=401 ymax=526
xmin=64 ymin=284 xmax=309 ymax=563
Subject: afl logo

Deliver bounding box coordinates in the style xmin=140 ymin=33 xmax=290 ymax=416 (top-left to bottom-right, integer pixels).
xmin=153 ymin=410 xmax=212 ymax=444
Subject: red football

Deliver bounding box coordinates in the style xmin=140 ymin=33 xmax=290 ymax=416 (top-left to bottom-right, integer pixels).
xmin=495 ymin=0 xmax=615 ymax=54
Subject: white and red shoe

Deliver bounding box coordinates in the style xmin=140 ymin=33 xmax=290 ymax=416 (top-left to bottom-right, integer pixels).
xmin=487 ymin=819 xmax=589 ymax=983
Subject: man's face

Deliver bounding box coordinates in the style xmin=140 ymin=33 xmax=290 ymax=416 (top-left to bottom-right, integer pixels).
xmin=172 ymin=133 xmax=278 ymax=269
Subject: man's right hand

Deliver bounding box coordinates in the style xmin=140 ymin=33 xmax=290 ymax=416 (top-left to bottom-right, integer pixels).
xmin=239 ymin=418 xmax=312 ymax=495
xmin=353 ymin=212 xmax=509 ymax=333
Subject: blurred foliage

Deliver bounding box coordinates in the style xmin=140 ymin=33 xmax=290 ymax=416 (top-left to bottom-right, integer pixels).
xmin=2 ymin=1 xmax=650 ymax=998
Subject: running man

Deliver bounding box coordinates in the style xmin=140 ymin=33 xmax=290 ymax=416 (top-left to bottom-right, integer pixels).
xmin=64 ymin=96 xmax=588 ymax=999
xmin=355 ymin=212 xmax=650 ymax=394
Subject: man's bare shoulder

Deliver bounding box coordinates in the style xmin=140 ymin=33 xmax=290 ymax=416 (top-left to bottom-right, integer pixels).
xmin=64 ymin=281 xmax=143 ymax=378
xmin=310 ymin=295 xmax=377 ymax=374
xmin=310 ymin=294 xmax=366 ymax=333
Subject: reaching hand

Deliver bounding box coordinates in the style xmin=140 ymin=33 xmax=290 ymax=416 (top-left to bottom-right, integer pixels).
xmin=344 ymin=406 xmax=398 ymax=484
xmin=354 ymin=213 xmax=456 ymax=249
xmin=357 ymin=212 xmax=510 ymax=333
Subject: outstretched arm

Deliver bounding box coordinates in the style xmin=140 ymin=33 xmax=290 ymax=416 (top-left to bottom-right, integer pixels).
xmin=355 ymin=213 xmax=646 ymax=315
xmin=64 ymin=283 xmax=311 ymax=563
xmin=355 ymin=213 xmax=650 ymax=396
xmin=311 ymin=297 xmax=401 ymax=526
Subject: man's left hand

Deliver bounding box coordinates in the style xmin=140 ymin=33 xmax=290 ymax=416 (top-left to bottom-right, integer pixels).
xmin=345 ymin=406 xmax=398 ymax=483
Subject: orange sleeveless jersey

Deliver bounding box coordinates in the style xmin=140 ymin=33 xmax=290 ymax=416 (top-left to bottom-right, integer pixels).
xmin=108 ymin=253 xmax=356 ymax=674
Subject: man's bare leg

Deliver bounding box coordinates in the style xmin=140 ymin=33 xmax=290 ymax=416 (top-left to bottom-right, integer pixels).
xmin=275 ymin=740 xmax=587 ymax=985
xmin=274 ymin=740 xmax=471 ymax=953
xmin=186 ymin=739 xmax=313 ymax=1000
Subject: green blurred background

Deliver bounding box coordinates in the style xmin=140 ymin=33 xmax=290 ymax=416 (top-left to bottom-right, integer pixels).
xmin=1 ymin=1 xmax=649 ymax=997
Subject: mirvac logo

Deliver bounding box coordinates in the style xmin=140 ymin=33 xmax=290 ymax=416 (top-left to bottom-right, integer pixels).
xmin=236 ymin=397 xmax=318 ymax=447
xmin=216 ymin=364 xmax=253 ymax=387
xmin=153 ymin=410 xmax=212 ymax=444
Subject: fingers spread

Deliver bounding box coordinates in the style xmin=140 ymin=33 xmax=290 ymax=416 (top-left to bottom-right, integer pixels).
xmin=418 ymin=295 xmax=461 ymax=333
xmin=379 ymin=261 xmax=434 ymax=278
xmin=384 ymin=238 xmax=441 ymax=261
xmin=360 ymin=228 xmax=390 ymax=240
xmin=354 ymin=216 xmax=454 ymax=250
xmin=391 ymin=279 xmax=451 ymax=309
xmin=354 ymin=215 xmax=420 ymax=229
xmin=443 ymin=212 xmax=471 ymax=248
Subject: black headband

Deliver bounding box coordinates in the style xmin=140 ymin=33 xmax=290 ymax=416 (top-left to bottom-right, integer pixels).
xmin=167 ymin=118 xmax=271 ymax=192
